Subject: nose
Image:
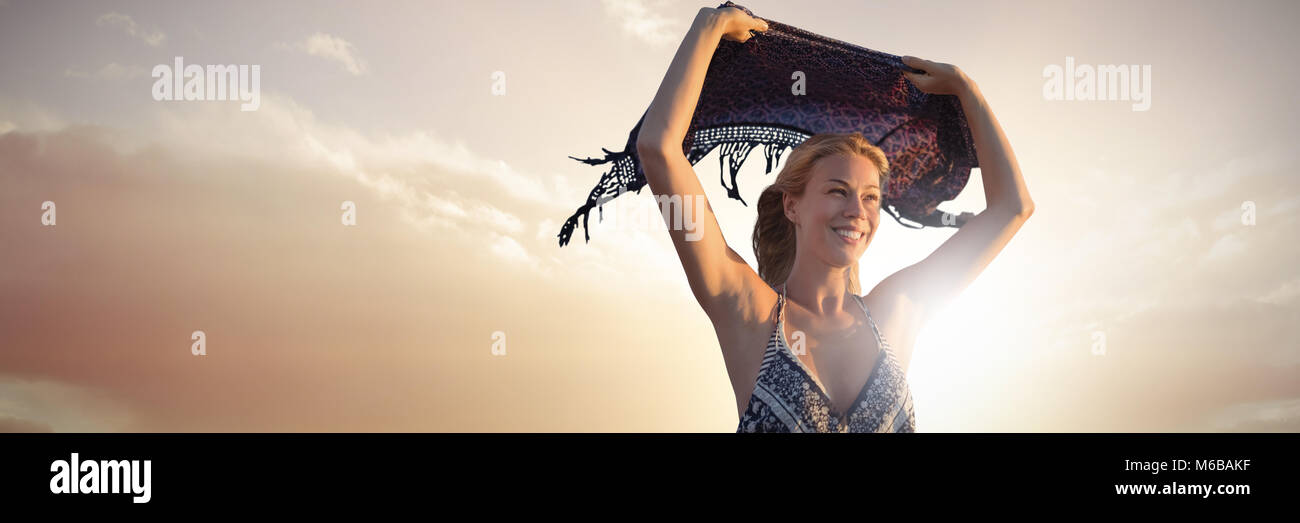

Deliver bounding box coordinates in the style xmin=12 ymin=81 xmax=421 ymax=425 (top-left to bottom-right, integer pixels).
xmin=846 ymin=193 xmax=868 ymax=219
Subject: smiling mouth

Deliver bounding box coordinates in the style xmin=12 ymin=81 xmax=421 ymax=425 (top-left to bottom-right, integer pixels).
xmin=832 ymin=226 xmax=864 ymax=245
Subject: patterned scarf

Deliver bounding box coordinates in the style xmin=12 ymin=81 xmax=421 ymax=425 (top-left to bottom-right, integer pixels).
xmin=558 ymin=0 xmax=978 ymax=247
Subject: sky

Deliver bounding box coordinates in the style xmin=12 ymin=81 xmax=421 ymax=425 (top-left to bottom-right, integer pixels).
xmin=0 ymin=0 xmax=1297 ymax=432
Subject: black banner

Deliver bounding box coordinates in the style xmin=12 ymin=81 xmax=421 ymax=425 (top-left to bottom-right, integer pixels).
xmin=1 ymin=433 xmax=1293 ymax=509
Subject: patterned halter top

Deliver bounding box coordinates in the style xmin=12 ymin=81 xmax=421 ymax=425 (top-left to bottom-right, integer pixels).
xmin=737 ymin=283 xmax=917 ymax=433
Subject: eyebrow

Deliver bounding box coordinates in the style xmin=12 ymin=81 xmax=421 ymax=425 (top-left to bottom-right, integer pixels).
xmin=827 ymin=178 xmax=880 ymax=191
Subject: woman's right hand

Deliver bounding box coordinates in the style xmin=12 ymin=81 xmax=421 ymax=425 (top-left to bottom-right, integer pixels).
xmin=701 ymin=5 xmax=769 ymax=43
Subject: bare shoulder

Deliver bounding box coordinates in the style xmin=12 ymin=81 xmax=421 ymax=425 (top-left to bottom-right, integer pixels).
xmin=861 ymin=277 xmax=924 ymax=372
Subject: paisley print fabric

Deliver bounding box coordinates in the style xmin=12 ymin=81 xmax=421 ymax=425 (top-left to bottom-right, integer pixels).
xmin=559 ymin=0 xmax=978 ymax=247
xmin=737 ymin=283 xmax=917 ymax=433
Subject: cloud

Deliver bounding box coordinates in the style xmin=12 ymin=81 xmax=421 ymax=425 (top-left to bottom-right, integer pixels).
xmin=1256 ymin=278 xmax=1300 ymax=306
xmin=288 ymin=32 xmax=368 ymax=75
xmin=95 ymin=12 xmax=166 ymax=47
xmin=0 ymin=122 xmax=543 ymax=430
xmin=63 ymin=62 xmax=149 ymax=81
xmin=1204 ymin=396 xmax=1300 ymax=432
xmin=0 ymin=96 xmax=64 ymax=133
xmin=1203 ymin=229 xmax=1248 ymax=263
xmin=489 ymin=233 xmax=538 ymax=268
xmin=135 ymin=92 xmax=567 ymax=258
xmin=5 ymin=90 xmax=584 ymax=283
xmin=600 ymin=0 xmax=682 ymax=45
xmin=0 ymin=378 xmax=134 ymax=432
xmin=0 ymin=417 xmax=53 ymax=433
xmin=1035 ymin=139 xmax=1298 ymax=321
xmin=0 ymin=115 xmax=698 ymax=431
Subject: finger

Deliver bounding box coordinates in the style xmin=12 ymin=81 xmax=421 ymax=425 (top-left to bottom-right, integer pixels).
xmin=752 ymin=18 xmax=770 ymax=32
xmin=902 ymin=55 xmax=931 ymax=70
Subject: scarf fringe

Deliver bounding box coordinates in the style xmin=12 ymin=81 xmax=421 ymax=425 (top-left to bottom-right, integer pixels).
xmin=558 ymin=123 xmax=965 ymax=247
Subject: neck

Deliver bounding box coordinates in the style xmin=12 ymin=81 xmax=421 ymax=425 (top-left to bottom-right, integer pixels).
xmin=784 ymin=255 xmax=853 ymax=317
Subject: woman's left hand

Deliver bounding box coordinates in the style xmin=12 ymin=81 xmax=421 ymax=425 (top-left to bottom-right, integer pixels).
xmin=901 ymin=55 xmax=971 ymax=95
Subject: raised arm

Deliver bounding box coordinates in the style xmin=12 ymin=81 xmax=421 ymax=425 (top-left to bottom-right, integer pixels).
xmin=636 ymin=7 xmax=769 ymax=319
xmin=871 ymin=57 xmax=1035 ymax=339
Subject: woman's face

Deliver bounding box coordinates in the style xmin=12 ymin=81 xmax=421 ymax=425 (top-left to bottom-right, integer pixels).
xmin=785 ymin=153 xmax=883 ymax=269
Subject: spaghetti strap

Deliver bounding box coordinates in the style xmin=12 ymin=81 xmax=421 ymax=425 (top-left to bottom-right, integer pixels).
xmin=852 ymin=294 xmax=887 ymax=350
xmin=776 ymin=282 xmax=786 ymax=327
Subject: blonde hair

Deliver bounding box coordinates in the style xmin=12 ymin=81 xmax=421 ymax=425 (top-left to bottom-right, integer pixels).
xmin=751 ymin=132 xmax=890 ymax=295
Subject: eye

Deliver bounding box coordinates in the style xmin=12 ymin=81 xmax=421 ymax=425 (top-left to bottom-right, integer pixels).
xmin=864 ymin=193 xmax=880 ymax=202
xmin=830 ymin=188 xmax=848 ymax=196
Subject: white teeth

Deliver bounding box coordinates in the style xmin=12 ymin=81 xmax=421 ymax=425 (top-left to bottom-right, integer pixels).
xmin=834 ymin=228 xmax=862 ymax=240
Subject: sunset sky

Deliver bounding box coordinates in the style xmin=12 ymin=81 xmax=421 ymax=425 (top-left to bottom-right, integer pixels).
xmin=1 ymin=0 xmax=1297 ymax=432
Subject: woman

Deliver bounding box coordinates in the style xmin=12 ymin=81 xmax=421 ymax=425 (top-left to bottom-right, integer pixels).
xmin=637 ymin=6 xmax=1034 ymax=432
